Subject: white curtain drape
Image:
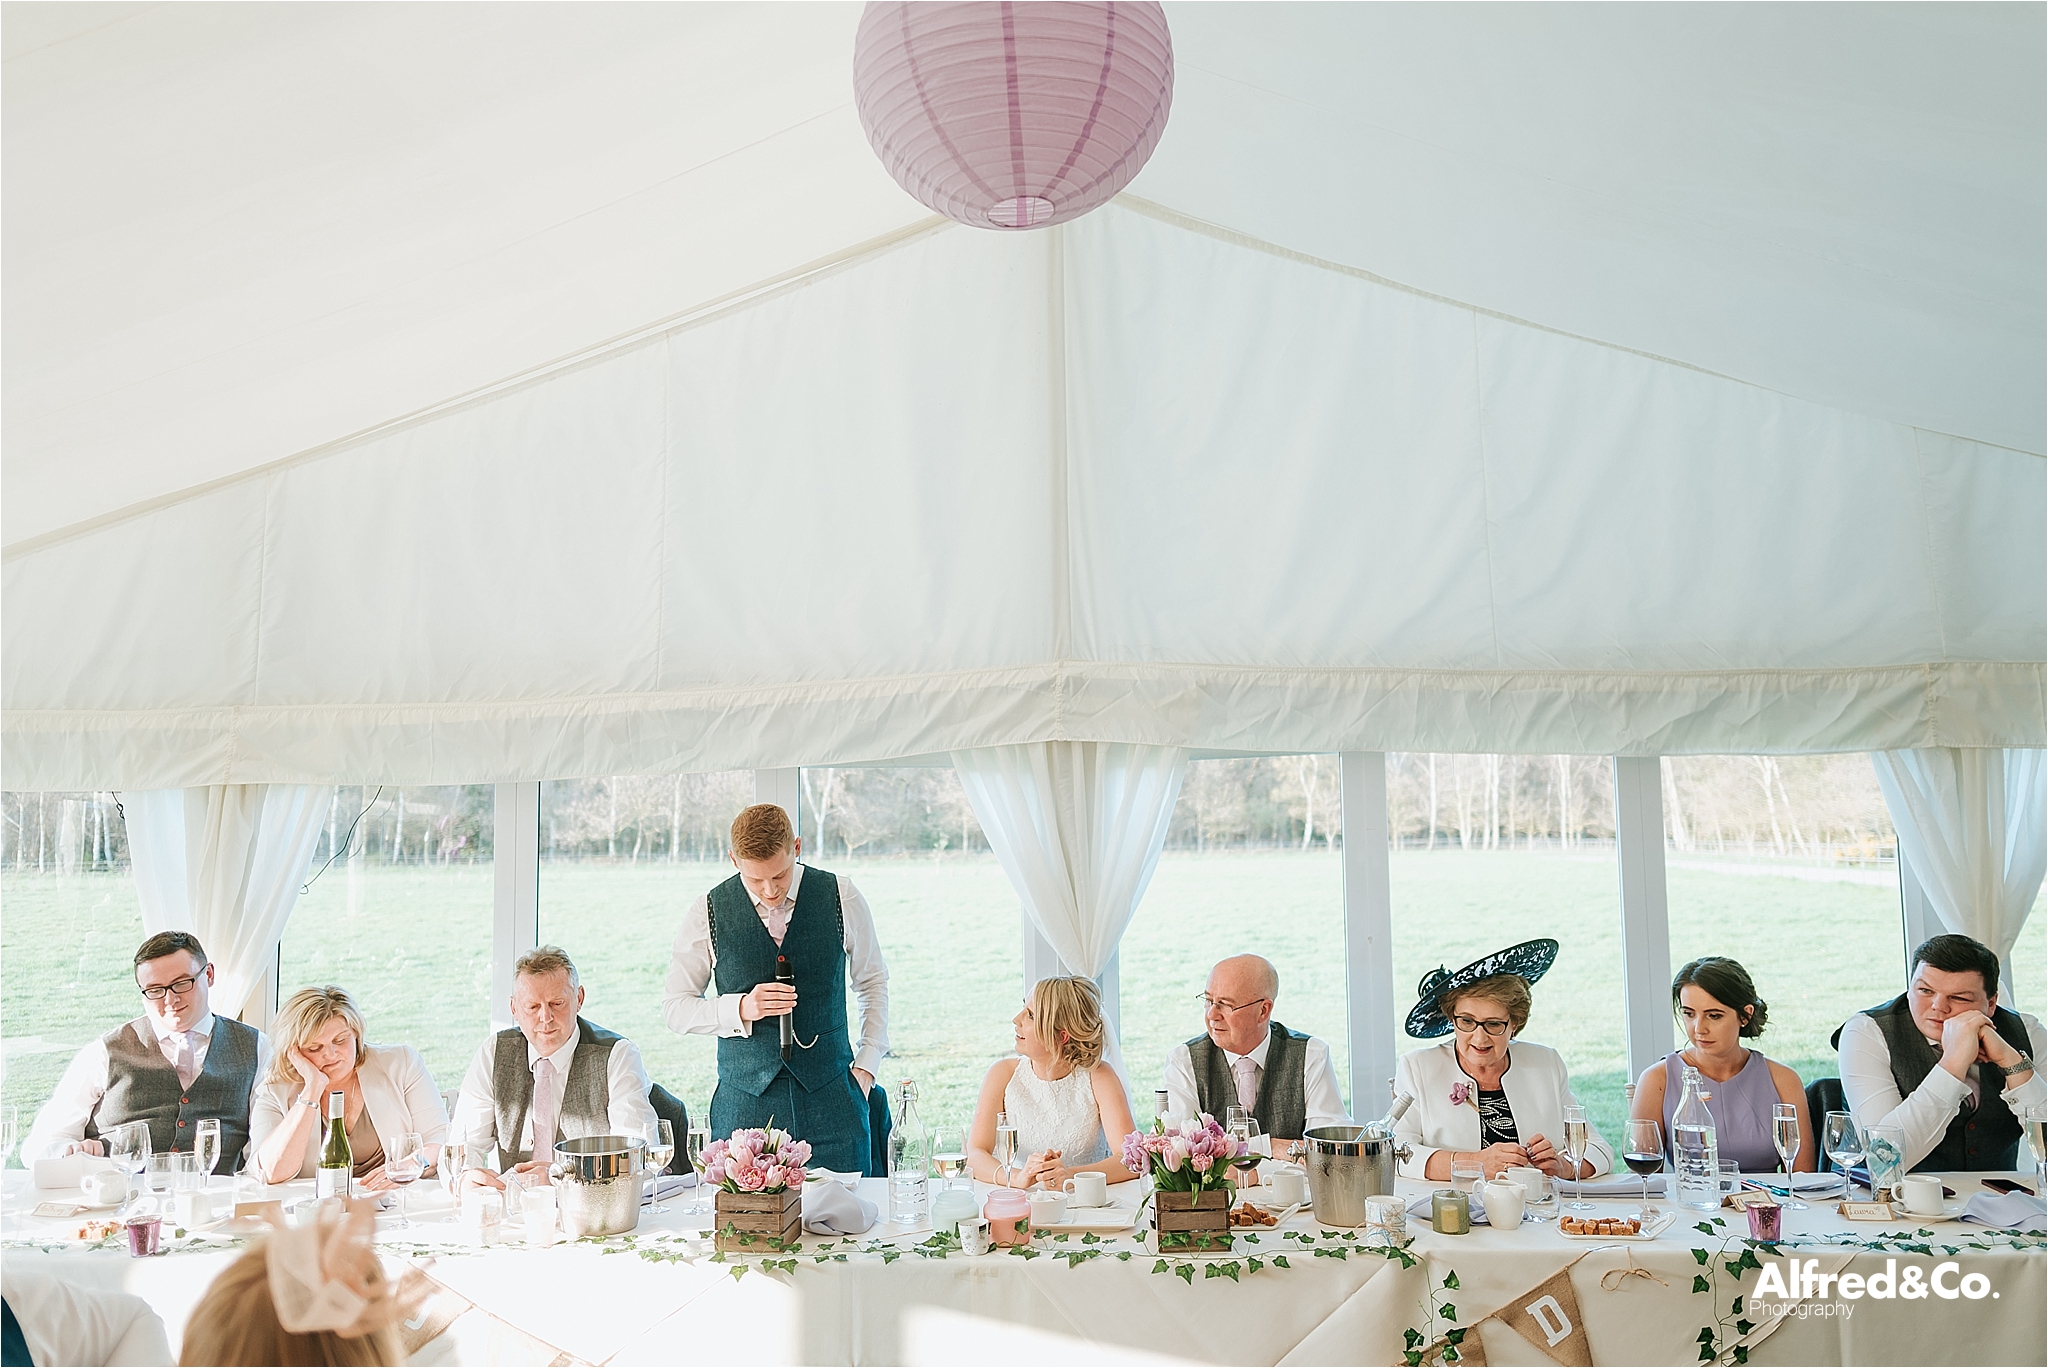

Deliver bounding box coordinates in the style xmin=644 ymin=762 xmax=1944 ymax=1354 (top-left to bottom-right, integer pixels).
xmin=125 ymin=785 xmax=334 ymax=1021
xmin=953 ymin=739 xmax=1187 ymax=981
xmin=1872 ymin=749 xmax=2046 ymax=1001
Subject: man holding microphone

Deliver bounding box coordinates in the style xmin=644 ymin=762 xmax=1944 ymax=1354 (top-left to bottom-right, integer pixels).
xmin=663 ymin=803 xmax=890 ymax=1174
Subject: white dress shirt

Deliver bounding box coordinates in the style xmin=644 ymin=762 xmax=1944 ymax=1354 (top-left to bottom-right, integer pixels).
xmin=1837 ymin=1009 xmax=2047 ymax=1171
xmin=22 ymin=1013 xmax=273 ymax=1165
xmin=1161 ymin=1029 xmax=1351 ymax=1136
xmin=661 ymin=863 xmax=889 ymax=1079
xmin=452 ymin=1029 xmax=659 ymax=1169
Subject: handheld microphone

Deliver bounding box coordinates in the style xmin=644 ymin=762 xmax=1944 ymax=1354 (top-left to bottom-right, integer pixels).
xmin=776 ymin=954 xmax=795 ymax=1060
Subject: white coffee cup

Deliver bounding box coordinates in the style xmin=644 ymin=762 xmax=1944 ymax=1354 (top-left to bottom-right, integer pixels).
xmin=1900 ymin=1174 xmax=1944 ymax=1216
xmin=1480 ymin=1180 xmax=1525 ymax=1230
xmin=173 ymin=1188 xmax=214 ymax=1228
xmin=1268 ymin=1164 xmax=1309 ymax=1207
xmin=1506 ymin=1166 xmax=1548 ymax=1202
xmin=1063 ymin=1171 xmax=1108 ymax=1207
xmin=83 ymin=1170 xmax=127 ymax=1206
xmin=1027 ymin=1190 xmax=1068 ymax=1228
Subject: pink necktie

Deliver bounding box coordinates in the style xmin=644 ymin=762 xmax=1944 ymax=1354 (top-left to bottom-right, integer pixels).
xmin=531 ymin=1057 xmax=558 ymax=1160
xmin=1233 ymin=1056 xmax=1259 ymax=1113
xmin=171 ymin=1033 xmax=198 ymax=1089
xmin=762 ymin=899 xmax=791 ymax=947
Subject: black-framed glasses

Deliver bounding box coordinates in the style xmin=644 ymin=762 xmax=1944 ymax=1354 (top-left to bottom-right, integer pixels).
xmin=1197 ymin=994 xmax=1270 ymax=1017
xmin=139 ymin=971 xmax=206 ymax=1002
xmin=1451 ymin=1014 xmax=1511 ymax=1036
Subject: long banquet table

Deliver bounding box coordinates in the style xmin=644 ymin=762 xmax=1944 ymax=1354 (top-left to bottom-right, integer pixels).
xmin=4 ymin=1169 xmax=2041 ymax=1366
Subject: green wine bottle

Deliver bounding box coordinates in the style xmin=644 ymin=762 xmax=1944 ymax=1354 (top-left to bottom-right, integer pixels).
xmin=316 ymin=1090 xmax=351 ymax=1199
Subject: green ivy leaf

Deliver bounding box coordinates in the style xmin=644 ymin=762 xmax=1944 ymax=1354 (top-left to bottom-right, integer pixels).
xmin=1697 ymin=1328 xmax=1717 ymax=1344
xmin=1738 ymin=1249 xmax=1762 ymax=1270
xmin=1404 ymin=1329 xmax=1423 ymax=1350
xmin=1153 ymin=1259 xmax=1170 ymax=1274
xmin=1694 ymin=1222 xmax=1717 ymax=1235
xmin=1692 ymin=1247 xmax=1711 ymax=1265
xmin=1081 ymin=1232 xmax=1099 ymax=1244
xmin=1735 ymin=1318 xmax=1756 ymax=1336
xmin=1054 ymin=1233 xmax=1070 ymax=1243
xmin=1692 ymin=1274 xmax=1711 ymax=1294
xmin=1175 ymin=1263 xmax=1194 ymax=1285
xmin=1439 ymin=1303 xmax=1457 ymax=1320
xmin=1731 ymin=1296 xmax=1743 ymax=1315
xmin=1732 ymin=1347 xmax=1749 ymax=1365
xmin=880 ymin=1250 xmax=901 ymax=1265
xmin=1697 ymin=1347 xmax=1716 ymax=1363
xmin=1247 ymin=1257 xmax=1264 ymax=1274
xmin=1273 ymin=1254 xmax=1291 ymax=1269
xmin=1443 ymin=1270 xmax=1461 ymax=1290
xmin=730 ymin=1265 xmax=748 ymax=1282
xmin=1445 ymin=1329 xmax=1466 ymax=1345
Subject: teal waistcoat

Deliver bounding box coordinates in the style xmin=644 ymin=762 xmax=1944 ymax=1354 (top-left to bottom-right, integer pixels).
xmin=711 ymin=866 xmax=853 ymax=1095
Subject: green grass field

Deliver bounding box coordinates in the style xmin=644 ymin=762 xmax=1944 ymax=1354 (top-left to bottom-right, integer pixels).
xmin=6 ymin=852 xmax=2041 ymax=1157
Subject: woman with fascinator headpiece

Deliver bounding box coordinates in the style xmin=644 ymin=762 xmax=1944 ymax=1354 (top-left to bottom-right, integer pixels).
xmin=178 ymin=1200 xmax=402 ymax=1366
xmin=1392 ymin=939 xmax=1614 ymax=1182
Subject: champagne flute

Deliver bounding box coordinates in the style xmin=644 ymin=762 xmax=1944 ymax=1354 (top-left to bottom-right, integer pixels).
xmin=1770 ymin=1103 xmax=1807 ymax=1209
xmin=1561 ymin=1104 xmax=1593 ymax=1211
xmin=194 ymin=1119 xmax=221 ymax=1191
xmin=645 ymin=1120 xmax=676 ymax=1214
xmin=993 ymin=1111 xmax=1020 ymax=1188
xmin=0 ymin=1107 xmax=18 ymax=1170
xmin=386 ymin=1132 xmax=424 ymax=1229
xmin=438 ymin=1140 xmax=467 ymax=1222
xmin=1622 ymin=1118 xmax=1663 ymax=1219
xmin=1822 ymin=1111 xmax=1863 ymax=1198
xmin=686 ymin=1122 xmax=712 ymax=1215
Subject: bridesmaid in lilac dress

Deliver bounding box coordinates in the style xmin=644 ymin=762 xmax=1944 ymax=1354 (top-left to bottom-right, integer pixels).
xmin=1629 ymin=957 xmax=1816 ymax=1174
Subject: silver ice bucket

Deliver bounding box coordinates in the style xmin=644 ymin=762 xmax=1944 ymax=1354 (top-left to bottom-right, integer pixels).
xmin=548 ymin=1134 xmax=646 ymax=1238
xmin=1301 ymin=1125 xmax=1411 ymax=1227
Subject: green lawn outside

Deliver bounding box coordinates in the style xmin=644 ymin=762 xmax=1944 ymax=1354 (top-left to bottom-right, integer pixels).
xmin=6 ymin=853 xmax=2042 ymax=1160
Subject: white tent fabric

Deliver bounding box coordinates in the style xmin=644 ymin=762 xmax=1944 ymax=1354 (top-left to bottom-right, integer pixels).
xmin=125 ymin=785 xmax=334 ymax=1020
xmin=3 ymin=5 xmax=2042 ymax=786
xmin=953 ymin=742 xmax=1187 ymax=984
xmin=1872 ymin=749 xmax=2047 ymax=1000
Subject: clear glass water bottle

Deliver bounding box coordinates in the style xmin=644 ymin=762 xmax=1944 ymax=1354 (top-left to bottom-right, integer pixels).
xmin=888 ymin=1078 xmax=930 ymax=1224
xmin=1672 ymin=1065 xmax=1720 ymax=1211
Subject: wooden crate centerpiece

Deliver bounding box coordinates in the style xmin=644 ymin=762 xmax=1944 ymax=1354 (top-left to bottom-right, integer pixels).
xmin=1153 ymin=1188 xmax=1233 ymax=1253
xmin=713 ymin=1186 xmax=802 ymax=1253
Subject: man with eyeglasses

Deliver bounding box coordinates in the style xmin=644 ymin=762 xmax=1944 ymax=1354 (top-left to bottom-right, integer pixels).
xmin=22 ymin=931 xmax=268 ymax=1169
xmin=1160 ymin=954 xmax=1349 ymax=1148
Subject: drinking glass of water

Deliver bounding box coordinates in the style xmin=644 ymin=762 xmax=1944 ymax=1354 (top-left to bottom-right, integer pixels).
xmin=686 ymin=1122 xmax=712 ymax=1215
xmin=194 ymin=1119 xmax=221 ymax=1190
xmin=1822 ymin=1112 xmax=1864 ymax=1197
xmin=931 ymin=1127 xmax=969 ymax=1191
xmin=386 ymin=1132 xmax=425 ymax=1228
xmin=644 ymin=1120 xmax=676 ymax=1214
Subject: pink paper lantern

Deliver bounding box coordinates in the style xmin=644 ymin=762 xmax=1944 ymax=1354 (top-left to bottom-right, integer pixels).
xmin=853 ymin=2 xmax=1174 ymax=231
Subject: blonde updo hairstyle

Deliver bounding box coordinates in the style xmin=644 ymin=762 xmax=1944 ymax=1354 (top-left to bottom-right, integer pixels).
xmin=177 ymin=1239 xmax=400 ymax=1366
xmin=267 ymin=986 xmax=368 ymax=1088
xmin=1029 ymin=976 xmax=1107 ymax=1069
xmin=1442 ymin=973 xmax=1534 ymax=1037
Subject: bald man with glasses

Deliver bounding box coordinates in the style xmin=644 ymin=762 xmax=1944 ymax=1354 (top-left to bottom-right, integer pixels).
xmin=23 ymin=931 xmax=269 ymax=1170
xmin=1160 ymin=954 xmax=1349 ymax=1147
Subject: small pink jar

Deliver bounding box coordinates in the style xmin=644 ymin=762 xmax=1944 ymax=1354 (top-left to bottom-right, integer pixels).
xmin=983 ymin=1189 xmax=1031 ymax=1247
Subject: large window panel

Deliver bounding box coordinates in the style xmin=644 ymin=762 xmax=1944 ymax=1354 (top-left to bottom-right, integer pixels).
xmin=1121 ymin=757 xmax=1350 ymax=1119
xmin=279 ymin=786 xmax=493 ymax=1093
xmin=537 ymin=772 xmax=752 ymax=1121
xmin=1 ymin=792 xmax=140 ymax=1154
xmin=1387 ymin=755 xmax=1630 ymax=1141
xmin=798 ymin=767 xmax=1014 ymax=1134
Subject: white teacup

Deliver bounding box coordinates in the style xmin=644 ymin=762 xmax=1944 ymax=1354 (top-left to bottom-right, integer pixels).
xmin=173 ymin=1187 xmax=214 ymax=1229
xmin=1506 ymin=1166 xmax=1549 ymax=1203
xmin=1268 ymin=1164 xmax=1309 ymax=1208
xmin=82 ymin=1170 xmax=127 ymax=1206
xmin=1900 ymin=1174 xmax=1945 ymax=1216
xmin=1480 ymin=1180 xmax=1526 ymax=1230
xmin=1027 ymin=1191 xmax=1068 ymax=1228
xmin=1063 ymin=1171 xmax=1109 ymax=1207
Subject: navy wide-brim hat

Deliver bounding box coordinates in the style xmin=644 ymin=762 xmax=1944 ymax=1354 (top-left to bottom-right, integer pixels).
xmin=1404 ymin=938 xmax=1561 ymax=1040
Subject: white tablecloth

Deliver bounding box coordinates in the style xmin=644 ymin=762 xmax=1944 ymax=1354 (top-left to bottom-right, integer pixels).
xmin=5 ymin=1171 xmax=2040 ymax=1365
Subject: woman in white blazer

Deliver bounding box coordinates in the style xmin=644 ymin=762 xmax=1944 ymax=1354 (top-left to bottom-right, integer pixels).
xmin=1392 ymin=939 xmax=1613 ymax=1183
xmin=249 ymin=986 xmax=449 ymax=1186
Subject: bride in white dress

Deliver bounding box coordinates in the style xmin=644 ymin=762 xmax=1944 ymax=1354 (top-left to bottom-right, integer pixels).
xmin=969 ymin=976 xmax=1138 ymax=1190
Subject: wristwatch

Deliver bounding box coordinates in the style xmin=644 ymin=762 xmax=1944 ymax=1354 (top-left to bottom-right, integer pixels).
xmin=2003 ymin=1052 xmax=2035 ymax=1079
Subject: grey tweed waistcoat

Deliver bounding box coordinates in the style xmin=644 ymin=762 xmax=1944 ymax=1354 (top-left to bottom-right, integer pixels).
xmin=490 ymin=1018 xmax=620 ymax=1168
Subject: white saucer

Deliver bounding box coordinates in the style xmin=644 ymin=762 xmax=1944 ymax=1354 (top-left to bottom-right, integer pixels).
xmin=1896 ymin=1201 xmax=1969 ymax=1223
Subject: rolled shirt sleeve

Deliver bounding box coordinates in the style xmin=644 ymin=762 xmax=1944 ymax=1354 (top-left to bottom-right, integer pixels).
xmin=1302 ymin=1037 xmax=1351 ymax=1132
xmin=837 ymin=874 xmax=889 ymax=1079
xmin=454 ymin=1037 xmax=502 ymax=1166
xmin=607 ymin=1039 xmax=660 ymax=1140
xmin=22 ymin=1038 xmax=112 ymax=1165
xmin=662 ymin=893 xmax=750 ymax=1039
xmin=1161 ymin=1043 xmax=1200 ymax=1123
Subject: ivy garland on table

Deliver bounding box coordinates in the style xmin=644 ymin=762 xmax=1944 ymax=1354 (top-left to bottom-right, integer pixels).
xmin=1685 ymin=1216 xmax=2048 ymax=1366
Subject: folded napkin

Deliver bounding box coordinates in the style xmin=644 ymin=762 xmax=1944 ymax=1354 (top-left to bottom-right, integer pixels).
xmin=1961 ymin=1192 xmax=2047 ymax=1229
xmin=1571 ymin=1173 xmax=1666 ymax=1196
xmin=802 ymin=1179 xmax=876 ymax=1235
xmin=641 ymin=1174 xmax=695 ymax=1207
xmin=32 ymin=1154 xmax=116 ymax=1190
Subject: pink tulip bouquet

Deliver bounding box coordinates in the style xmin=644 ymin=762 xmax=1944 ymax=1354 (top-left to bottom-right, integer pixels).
xmin=1121 ymin=1114 xmax=1245 ymax=1194
xmin=701 ymin=1126 xmax=811 ymax=1194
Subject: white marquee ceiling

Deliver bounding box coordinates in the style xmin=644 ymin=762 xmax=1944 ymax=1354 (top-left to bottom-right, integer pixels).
xmin=4 ymin=2 xmax=2042 ymax=786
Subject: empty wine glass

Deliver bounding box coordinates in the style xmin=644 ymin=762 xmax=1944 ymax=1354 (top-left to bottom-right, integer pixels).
xmin=1823 ymin=1111 xmax=1864 ymax=1198
xmin=644 ymin=1120 xmax=676 ymax=1214
xmin=686 ymin=1121 xmax=712 ymax=1216
xmin=107 ymin=1123 xmax=151 ymax=1214
xmin=1561 ymin=1104 xmax=1594 ymax=1211
xmin=1622 ymin=1118 xmax=1663 ymax=1219
xmin=386 ymin=1132 xmax=424 ymax=1228
xmin=0 ymin=1106 xmax=18 ymax=1170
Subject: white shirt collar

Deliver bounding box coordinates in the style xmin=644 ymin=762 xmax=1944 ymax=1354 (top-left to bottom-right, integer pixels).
xmin=1223 ymin=1029 xmax=1273 ymax=1071
xmin=753 ymin=861 xmax=805 ymax=915
xmin=527 ymin=1032 xmax=580 ymax=1073
xmin=145 ymin=1011 xmax=214 ymax=1044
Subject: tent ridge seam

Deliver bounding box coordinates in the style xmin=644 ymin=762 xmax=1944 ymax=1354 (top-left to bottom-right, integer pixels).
xmin=1111 ymin=194 xmax=2048 ymax=460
